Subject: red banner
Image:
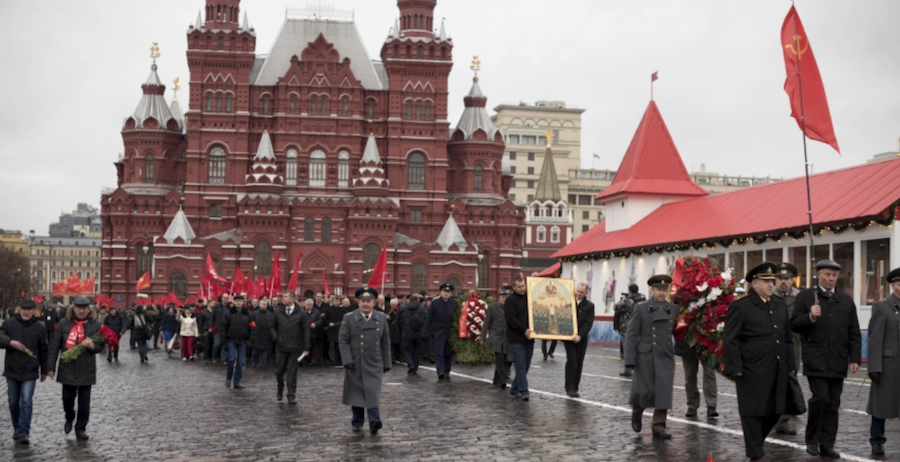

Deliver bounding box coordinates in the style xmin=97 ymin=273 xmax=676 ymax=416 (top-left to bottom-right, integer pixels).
xmin=135 ymin=272 xmax=151 ymax=293
xmin=206 ymin=253 xmax=227 ymax=284
xmin=270 ymin=250 xmax=282 ymax=296
xmin=287 ymin=247 xmax=302 ymax=292
xmin=366 ymin=247 xmax=388 ymax=290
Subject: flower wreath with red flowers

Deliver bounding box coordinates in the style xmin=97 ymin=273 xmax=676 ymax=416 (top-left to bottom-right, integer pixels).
xmin=670 ymin=256 xmax=745 ymax=373
xmin=459 ymin=292 xmax=488 ymax=341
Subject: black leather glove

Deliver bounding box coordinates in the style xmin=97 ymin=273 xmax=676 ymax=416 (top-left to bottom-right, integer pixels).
xmin=343 ymin=363 xmax=353 ymax=370
xmin=870 ymin=372 xmax=881 ymax=384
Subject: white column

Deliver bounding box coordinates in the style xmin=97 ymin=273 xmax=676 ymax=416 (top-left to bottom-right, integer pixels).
xmin=893 ymin=219 xmax=900 ymax=269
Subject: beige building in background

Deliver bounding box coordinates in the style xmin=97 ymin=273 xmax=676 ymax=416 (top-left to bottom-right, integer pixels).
xmin=30 ymin=236 xmax=102 ymax=300
xmin=493 ymin=100 xmax=780 ymax=240
xmin=0 ymin=230 xmax=30 ymax=255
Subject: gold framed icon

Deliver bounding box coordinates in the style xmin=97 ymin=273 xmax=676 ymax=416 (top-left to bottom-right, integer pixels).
xmin=526 ymin=277 xmax=578 ymax=341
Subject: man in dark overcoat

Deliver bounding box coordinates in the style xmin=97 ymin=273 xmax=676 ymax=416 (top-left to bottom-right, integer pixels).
xmin=479 ymin=287 xmax=511 ymax=388
xmin=866 ymin=267 xmax=900 ymax=456
xmin=563 ymin=282 xmax=594 ymax=397
xmin=791 ymin=259 xmax=862 ymax=459
xmin=773 ymin=262 xmax=802 ymax=435
xmin=325 ymin=298 xmax=351 ymax=366
xmin=723 ymin=262 xmax=796 ymax=461
xmin=625 ymin=275 xmax=678 ymax=439
xmin=339 ymin=288 xmax=391 ymax=433
xmin=270 ymin=291 xmax=309 ymax=403
xmin=424 ymin=283 xmax=457 ymax=380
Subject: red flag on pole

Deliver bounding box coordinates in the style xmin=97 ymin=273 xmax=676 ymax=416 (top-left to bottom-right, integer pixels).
xmin=651 ymin=71 xmax=658 ymax=82
xmin=135 ymin=271 xmax=151 ymax=293
xmin=270 ymin=250 xmax=282 ymax=296
xmin=781 ymin=6 xmax=840 ymax=154
xmin=233 ymin=266 xmax=247 ymax=295
xmin=366 ymin=247 xmax=388 ymax=290
xmin=165 ymin=291 xmax=182 ymax=307
xmin=34 ymin=294 xmax=45 ymax=304
xmin=66 ymin=274 xmax=83 ymax=296
xmin=206 ymin=253 xmax=228 ymax=284
xmin=322 ymin=274 xmax=331 ymax=296
xmin=287 ymin=247 xmax=303 ymax=292
xmin=79 ymin=277 xmax=96 ymax=296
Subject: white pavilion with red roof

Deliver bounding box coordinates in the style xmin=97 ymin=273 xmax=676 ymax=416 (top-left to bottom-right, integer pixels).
xmin=553 ymin=100 xmax=900 ymax=348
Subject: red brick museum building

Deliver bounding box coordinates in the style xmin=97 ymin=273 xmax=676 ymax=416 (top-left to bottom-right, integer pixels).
xmin=100 ymin=0 xmax=525 ymax=306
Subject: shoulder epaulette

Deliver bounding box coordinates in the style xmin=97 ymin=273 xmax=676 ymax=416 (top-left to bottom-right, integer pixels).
xmin=732 ymin=293 xmax=749 ymax=302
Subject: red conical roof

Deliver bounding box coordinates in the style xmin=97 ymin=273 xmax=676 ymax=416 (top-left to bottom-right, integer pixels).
xmin=595 ymin=101 xmax=707 ymax=201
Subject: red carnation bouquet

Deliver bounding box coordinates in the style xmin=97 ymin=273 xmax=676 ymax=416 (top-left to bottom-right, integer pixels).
xmin=249 ymin=321 xmax=257 ymax=329
xmin=670 ymin=256 xmax=743 ymax=373
xmin=61 ymin=325 xmax=119 ymax=363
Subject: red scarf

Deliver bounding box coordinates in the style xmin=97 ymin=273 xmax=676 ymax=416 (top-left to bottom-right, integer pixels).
xmin=65 ymin=319 xmax=87 ymax=349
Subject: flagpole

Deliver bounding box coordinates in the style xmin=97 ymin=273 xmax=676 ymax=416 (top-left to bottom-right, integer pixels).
xmin=792 ymin=9 xmax=819 ymax=294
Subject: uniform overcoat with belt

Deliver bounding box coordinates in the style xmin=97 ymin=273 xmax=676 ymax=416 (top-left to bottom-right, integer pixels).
xmin=339 ymin=309 xmax=392 ymax=409
xmin=624 ymin=299 xmax=678 ymax=409
xmin=867 ymin=294 xmax=900 ymax=418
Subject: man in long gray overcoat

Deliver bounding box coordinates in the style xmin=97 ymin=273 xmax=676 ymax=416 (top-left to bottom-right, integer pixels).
xmin=866 ymin=267 xmax=900 ymax=456
xmin=339 ymin=287 xmax=392 ymax=434
xmin=625 ymin=275 xmax=678 ymax=440
xmin=479 ymin=286 xmax=511 ymax=388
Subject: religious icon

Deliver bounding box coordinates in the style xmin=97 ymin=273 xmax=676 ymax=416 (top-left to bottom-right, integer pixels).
xmin=526 ymin=277 xmax=577 ymax=341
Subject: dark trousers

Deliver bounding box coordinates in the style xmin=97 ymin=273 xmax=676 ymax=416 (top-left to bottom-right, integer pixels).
xmin=62 ymin=384 xmax=91 ymax=432
xmin=633 ymin=407 xmax=667 ymax=433
xmin=510 ymin=341 xmax=534 ymax=396
xmin=806 ymin=376 xmax=843 ymax=449
xmin=871 ymin=416 xmax=886 ymax=445
xmin=541 ymin=339 xmax=557 ymax=358
xmin=434 ymin=339 xmax=452 ymax=376
xmin=204 ymin=334 xmax=214 ymax=360
xmin=151 ymin=325 xmax=161 ymax=348
xmin=351 ymin=406 xmax=380 ymax=428
xmin=683 ymin=348 xmax=717 ymax=409
xmin=403 ymin=337 xmax=422 ymax=371
xmin=312 ymin=337 xmax=327 ymax=364
xmin=493 ymin=352 xmax=511 ymax=386
xmin=391 ymin=342 xmax=402 ymax=363
xmin=275 ymin=350 xmax=301 ymax=399
xmin=740 ymin=414 xmax=780 ymax=459
xmin=129 ymin=329 xmax=137 ymax=349
xmin=563 ymin=340 xmax=588 ymax=392
xmin=329 ymin=342 xmax=341 ymax=365
xmin=423 ymin=335 xmax=435 ymax=362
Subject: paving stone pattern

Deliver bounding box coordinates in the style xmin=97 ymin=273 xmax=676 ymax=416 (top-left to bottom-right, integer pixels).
xmin=0 ymin=344 xmax=894 ymax=461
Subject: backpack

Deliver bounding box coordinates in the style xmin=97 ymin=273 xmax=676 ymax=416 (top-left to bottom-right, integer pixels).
xmin=409 ymin=308 xmax=426 ymax=333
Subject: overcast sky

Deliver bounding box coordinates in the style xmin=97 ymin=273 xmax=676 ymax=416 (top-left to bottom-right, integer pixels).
xmin=2 ymin=0 xmax=898 ymax=235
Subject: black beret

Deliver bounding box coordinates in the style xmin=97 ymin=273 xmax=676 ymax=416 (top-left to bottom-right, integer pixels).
xmin=647 ymin=275 xmax=672 ymax=287
xmin=746 ymin=262 xmax=778 ymax=282
xmin=356 ymin=288 xmax=378 ymax=300
xmin=19 ymin=299 xmax=36 ymax=309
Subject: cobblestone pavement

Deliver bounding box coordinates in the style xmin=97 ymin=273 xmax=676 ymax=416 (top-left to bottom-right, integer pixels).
xmin=0 ymin=343 xmax=894 ymax=461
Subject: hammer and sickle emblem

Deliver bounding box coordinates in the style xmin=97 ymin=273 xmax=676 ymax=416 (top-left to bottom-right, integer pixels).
xmin=785 ymin=34 xmax=809 ymax=59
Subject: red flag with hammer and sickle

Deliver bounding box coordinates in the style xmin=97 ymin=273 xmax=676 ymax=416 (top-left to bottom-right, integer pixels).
xmin=781 ymin=6 xmax=839 ymax=154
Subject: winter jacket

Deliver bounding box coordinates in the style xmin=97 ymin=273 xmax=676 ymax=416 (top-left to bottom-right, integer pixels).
xmin=505 ymin=291 xmax=531 ymax=344
xmin=399 ymin=302 xmax=427 ymax=339
xmin=222 ymin=306 xmax=251 ymax=343
xmin=177 ymin=311 xmax=200 ymax=337
xmin=270 ymin=302 xmax=310 ymax=353
xmin=249 ymin=309 xmax=275 ymax=350
xmin=128 ymin=311 xmax=152 ymax=341
xmin=103 ymin=312 xmax=126 ymax=335
xmin=161 ymin=311 xmax=180 ymax=333
xmin=48 ymin=305 xmax=104 ymax=386
xmin=0 ymin=314 xmax=49 ymax=381
xmin=197 ymin=308 xmax=212 ymax=335
xmin=304 ymin=307 xmax=323 ymax=340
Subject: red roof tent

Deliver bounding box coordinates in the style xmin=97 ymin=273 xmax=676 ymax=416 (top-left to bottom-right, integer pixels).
xmin=537 ymin=262 xmax=561 ymax=277
xmin=595 ymin=101 xmax=707 ymax=201
xmin=554 ymin=157 xmax=900 ymax=259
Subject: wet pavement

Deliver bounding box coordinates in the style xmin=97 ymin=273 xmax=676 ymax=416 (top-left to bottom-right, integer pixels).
xmin=0 ymin=343 xmax=894 ymax=461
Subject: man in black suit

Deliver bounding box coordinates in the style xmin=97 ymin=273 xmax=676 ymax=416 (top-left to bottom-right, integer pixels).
xmin=563 ymin=283 xmax=594 ymax=397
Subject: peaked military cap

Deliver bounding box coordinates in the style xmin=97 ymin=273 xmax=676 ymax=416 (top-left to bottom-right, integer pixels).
xmin=232 ymin=294 xmax=245 ymax=300
xmin=439 ymin=283 xmax=454 ymax=292
xmin=886 ymin=267 xmax=900 ymax=284
xmin=19 ymin=299 xmax=36 ymax=309
xmin=776 ymin=262 xmax=798 ymax=278
xmin=73 ymin=296 xmax=92 ymax=307
xmin=356 ymin=287 xmax=378 ymax=300
xmin=746 ymin=262 xmax=778 ymax=281
xmin=498 ymin=287 xmax=512 ymax=296
xmin=816 ymin=259 xmax=841 ymax=271
xmin=647 ymin=275 xmax=672 ymax=287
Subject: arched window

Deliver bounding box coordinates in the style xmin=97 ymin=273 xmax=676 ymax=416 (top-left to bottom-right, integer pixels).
xmin=144 ymin=154 xmax=154 ymax=182
xmin=367 ymin=100 xmax=375 ymax=119
xmin=285 ymin=149 xmax=298 ymax=186
xmin=320 ymin=97 xmax=328 ymax=115
xmin=322 ymin=217 xmax=332 ymax=243
xmin=408 ymin=153 xmax=425 ymax=190
xmin=206 ymin=94 xmax=213 ymax=112
xmin=216 ymin=94 xmax=222 ymax=112
xmin=136 ymin=244 xmax=154 ymax=277
xmin=225 ymin=94 xmax=232 ymax=112
xmin=425 ymin=102 xmax=431 ymax=120
xmin=218 ymin=37 xmax=224 ymax=50
xmin=474 ymin=165 xmax=483 ymax=193
xmin=253 ymin=241 xmax=272 ymax=278
xmin=262 ymin=96 xmax=270 ymax=115
xmin=416 ymin=102 xmax=422 ymax=119
xmin=309 ymin=149 xmax=326 ymax=187
xmin=411 ymin=263 xmax=428 ymax=295
xmin=550 ymin=226 xmax=560 ymax=243
xmin=417 ymin=47 xmax=423 ymax=59
xmin=304 ymin=217 xmax=315 ymax=242
xmin=290 ymin=96 xmax=297 ymax=114
xmin=338 ymin=150 xmax=350 ymax=188
xmin=536 ymin=226 xmax=546 ymax=243
xmin=208 ymin=147 xmax=226 ymax=184
xmin=406 ymin=101 xmax=412 ymax=119
xmin=169 ymin=272 xmax=187 ymax=299
xmin=446 ymin=278 xmax=461 ymax=294
xmin=341 ymin=98 xmax=349 ymax=115
xmin=478 ymin=251 xmax=490 ymax=289
xmin=310 ymin=97 xmax=318 ymax=114
xmin=362 ymin=243 xmax=380 ymax=284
